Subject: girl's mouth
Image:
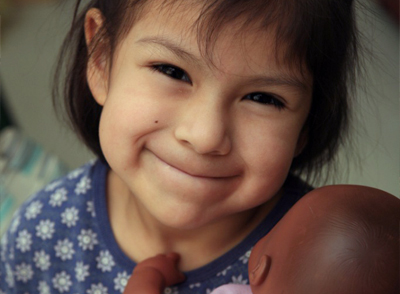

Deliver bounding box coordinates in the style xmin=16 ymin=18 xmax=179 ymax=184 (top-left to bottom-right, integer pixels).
xmin=146 ymin=148 xmax=240 ymax=180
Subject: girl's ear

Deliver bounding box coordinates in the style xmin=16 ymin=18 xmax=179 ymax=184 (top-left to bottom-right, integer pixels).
xmin=85 ymin=8 xmax=109 ymax=106
xmin=294 ymin=127 xmax=308 ymax=157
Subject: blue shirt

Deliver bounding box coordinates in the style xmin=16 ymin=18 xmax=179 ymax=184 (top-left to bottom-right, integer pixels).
xmin=0 ymin=160 xmax=310 ymax=293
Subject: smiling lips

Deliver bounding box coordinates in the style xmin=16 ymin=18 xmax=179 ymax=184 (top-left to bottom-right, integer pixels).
xmin=148 ymin=149 xmax=239 ymax=180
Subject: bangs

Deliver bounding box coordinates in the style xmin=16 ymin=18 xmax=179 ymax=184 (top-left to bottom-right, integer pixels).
xmin=191 ymin=0 xmax=314 ymax=74
xmin=189 ymin=0 xmax=354 ymax=80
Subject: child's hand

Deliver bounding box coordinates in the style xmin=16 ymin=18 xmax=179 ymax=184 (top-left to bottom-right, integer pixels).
xmin=133 ymin=252 xmax=186 ymax=286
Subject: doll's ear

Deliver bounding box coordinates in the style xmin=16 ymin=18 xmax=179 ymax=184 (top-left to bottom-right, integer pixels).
xmin=85 ymin=8 xmax=109 ymax=106
xmin=249 ymin=255 xmax=271 ymax=286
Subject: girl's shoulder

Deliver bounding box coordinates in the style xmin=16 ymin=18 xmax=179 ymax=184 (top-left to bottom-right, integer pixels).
xmin=1 ymin=160 xmax=101 ymax=240
xmin=18 ymin=159 xmax=100 ymax=215
xmin=0 ymin=160 xmax=112 ymax=292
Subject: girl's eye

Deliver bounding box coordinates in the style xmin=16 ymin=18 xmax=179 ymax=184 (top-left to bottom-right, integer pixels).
xmin=151 ymin=64 xmax=191 ymax=84
xmin=243 ymin=92 xmax=285 ymax=109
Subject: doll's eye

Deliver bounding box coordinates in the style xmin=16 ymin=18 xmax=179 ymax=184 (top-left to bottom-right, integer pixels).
xmin=243 ymin=92 xmax=285 ymax=109
xmin=152 ymin=64 xmax=192 ymax=84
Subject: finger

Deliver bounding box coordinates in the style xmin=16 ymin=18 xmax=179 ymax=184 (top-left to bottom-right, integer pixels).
xmin=166 ymin=252 xmax=180 ymax=263
xmin=167 ymin=271 xmax=186 ymax=286
xmin=178 ymin=271 xmax=186 ymax=282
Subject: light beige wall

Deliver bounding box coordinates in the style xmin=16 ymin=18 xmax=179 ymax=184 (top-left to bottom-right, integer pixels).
xmin=332 ymin=0 xmax=399 ymax=196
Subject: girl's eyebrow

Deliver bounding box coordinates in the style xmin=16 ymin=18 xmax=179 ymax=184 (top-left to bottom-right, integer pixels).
xmin=136 ymin=36 xmax=201 ymax=65
xmin=246 ymin=76 xmax=310 ymax=92
xmin=136 ymin=36 xmax=310 ymax=91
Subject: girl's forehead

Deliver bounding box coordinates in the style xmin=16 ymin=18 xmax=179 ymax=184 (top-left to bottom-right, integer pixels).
xmin=124 ymin=0 xmax=311 ymax=85
xmin=139 ymin=0 xmax=273 ymax=53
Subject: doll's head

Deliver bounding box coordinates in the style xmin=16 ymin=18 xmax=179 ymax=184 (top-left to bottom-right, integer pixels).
xmin=248 ymin=185 xmax=400 ymax=294
xmin=54 ymin=0 xmax=360 ymax=182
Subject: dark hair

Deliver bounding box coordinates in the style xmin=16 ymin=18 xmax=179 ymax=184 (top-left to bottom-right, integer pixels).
xmin=53 ymin=0 xmax=360 ymax=183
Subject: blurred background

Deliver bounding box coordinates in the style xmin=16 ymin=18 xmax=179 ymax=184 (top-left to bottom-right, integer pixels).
xmin=0 ymin=0 xmax=399 ymax=209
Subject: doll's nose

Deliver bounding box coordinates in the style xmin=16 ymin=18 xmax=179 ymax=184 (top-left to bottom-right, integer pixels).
xmin=174 ymin=95 xmax=231 ymax=156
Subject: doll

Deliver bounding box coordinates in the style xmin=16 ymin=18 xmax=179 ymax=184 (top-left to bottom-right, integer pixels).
xmin=124 ymin=185 xmax=400 ymax=294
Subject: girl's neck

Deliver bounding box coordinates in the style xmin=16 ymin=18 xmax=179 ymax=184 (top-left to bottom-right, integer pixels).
xmin=106 ymin=170 xmax=281 ymax=271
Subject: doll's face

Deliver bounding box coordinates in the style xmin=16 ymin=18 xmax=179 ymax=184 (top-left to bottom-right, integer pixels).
xmin=86 ymin=0 xmax=312 ymax=230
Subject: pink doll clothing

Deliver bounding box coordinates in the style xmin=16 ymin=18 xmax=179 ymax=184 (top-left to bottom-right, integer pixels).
xmin=211 ymin=284 xmax=252 ymax=294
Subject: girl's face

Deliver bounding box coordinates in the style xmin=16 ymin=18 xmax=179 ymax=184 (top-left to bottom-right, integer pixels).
xmin=87 ymin=3 xmax=312 ymax=229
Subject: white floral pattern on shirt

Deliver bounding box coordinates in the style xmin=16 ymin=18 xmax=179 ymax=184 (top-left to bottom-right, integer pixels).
xmin=34 ymin=250 xmax=51 ymax=271
xmin=239 ymin=250 xmax=251 ymax=264
xmin=15 ymin=263 xmax=33 ymax=283
xmin=9 ymin=215 xmax=20 ymax=233
xmin=67 ymin=167 xmax=85 ymax=180
xmin=87 ymin=200 xmax=96 ymax=218
xmin=75 ymin=262 xmax=90 ymax=282
xmin=87 ymin=283 xmax=108 ymax=294
xmin=38 ymin=281 xmax=51 ymax=294
xmin=16 ymin=230 xmax=32 ymax=253
xmin=49 ymin=188 xmax=68 ymax=207
xmin=44 ymin=179 xmax=63 ymax=192
xmin=5 ymin=263 xmax=15 ymax=288
xmin=25 ymin=201 xmax=43 ymax=220
xmin=61 ymin=207 xmax=79 ymax=227
xmin=114 ymin=271 xmax=130 ymax=293
xmin=54 ymin=239 xmax=75 ymax=261
xmin=52 ymin=271 xmax=72 ymax=293
xmin=96 ymin=250 xmax=115 ymax=272
xmin=75 ymin=176 xmax=91 ymax=195
xmin=231 ymin=274 xmax=248 ymax=284
xmin=36 ymin=219 xmax=55 ymax=240
xmin=77 ymin=229 xmax=98 ymax=250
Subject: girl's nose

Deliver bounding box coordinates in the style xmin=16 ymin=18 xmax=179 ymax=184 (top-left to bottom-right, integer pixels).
xmin=174 ymin=95 xmax=231 ymax=156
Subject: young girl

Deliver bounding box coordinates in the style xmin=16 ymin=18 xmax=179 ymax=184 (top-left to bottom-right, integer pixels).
xmin=0 ymin=0 xmax=359 ymax=293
